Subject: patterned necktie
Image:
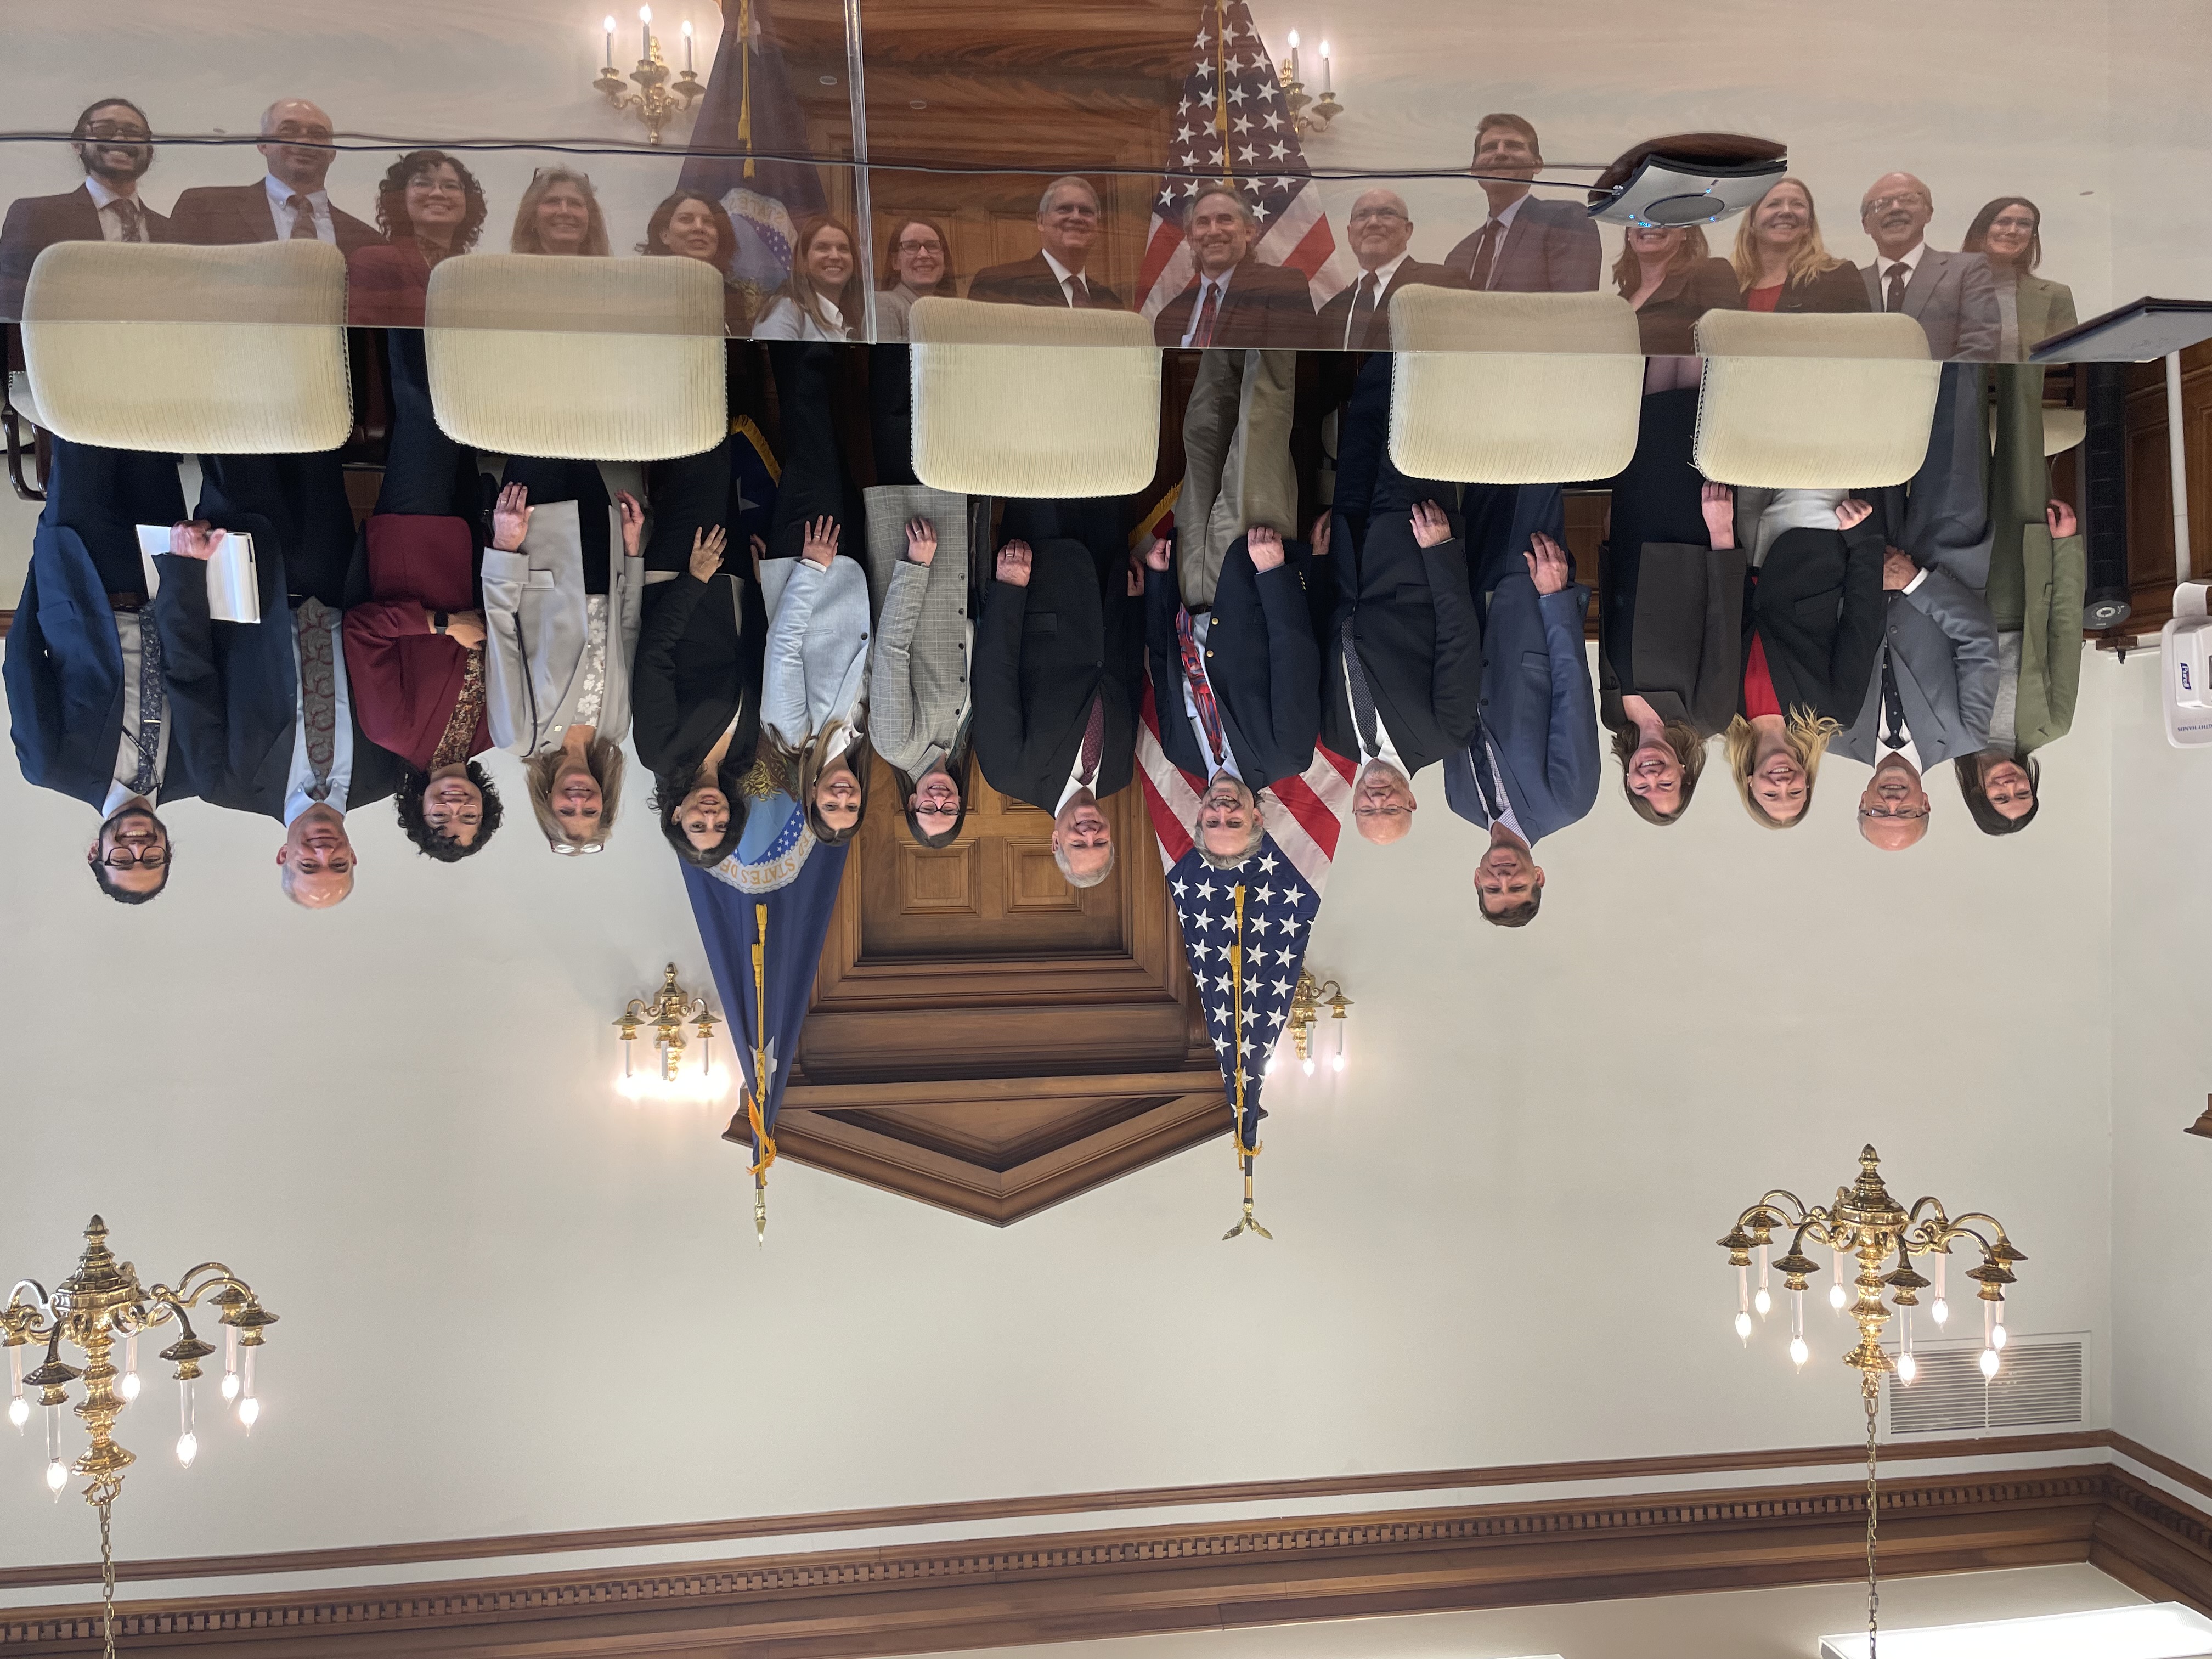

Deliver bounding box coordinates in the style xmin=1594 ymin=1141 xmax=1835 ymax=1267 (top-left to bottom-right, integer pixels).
xmin=295 ymin=599 xmax=339 ymax=796
xmin=1340 ymin=619 xmax=1380 ymax=759
xmin=112 ymin=196 xmax=145 ymax=244
xmin=1347 ymin=272 xmax=1378 ymax=349
xmin=1885 ymin=261 xmax=1910 ymax=314
xmin=1465 ymin=219 xmax=1504 ymax=290
xmin=1066 ymin=274 xmax=1092 ymax=309
xmin=1880 ymin=647 xmax=1908 ymax=751
xmin=1077 ymin=691 xmax=1105 ymax=787
xmin=1190 ymin=281 xmax=1221 ymax=348
xmin=286 ymin=193 xmax=319 ymax=241
xmin=129 ymin=621 xmax=165 ymax=795
xmin=1176 ymin=607 xmax=1227 ymax=768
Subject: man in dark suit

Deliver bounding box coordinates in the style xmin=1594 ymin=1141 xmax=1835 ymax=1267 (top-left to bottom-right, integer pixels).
xmin=167 ymin=99 xmax=379 ymax=257
xmin=1317 ymin=188 xmax=1462 ymax=351
xmin=1151 ymin=188 xmax=1314 ymax=349
xmin=1442 ymin=114 xmax=1599 ymax=294
xmin=1859 ymin=173 xmax=1999 ymax=362
xmin=966 ymin=176 xmax=1122 ymax=309
xmin=1141 ymin=523 xmax=1320 ymax=799
xmin=1444 ymin=502 xmax=1598 ymax=928
xmin=1 ymin=98 xmax=167 ymax=318
xmin=973 ymin=498 xmax=1143 ymax=889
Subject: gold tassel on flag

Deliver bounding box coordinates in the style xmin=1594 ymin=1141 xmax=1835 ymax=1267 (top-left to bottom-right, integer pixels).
xmin=1222 ymin=884 xmax=1271 ymax=1241
xmin=743 ymin=900 xmax=778 ymax=1243
xmin=738 ymin=0 xmax=755 ymax=179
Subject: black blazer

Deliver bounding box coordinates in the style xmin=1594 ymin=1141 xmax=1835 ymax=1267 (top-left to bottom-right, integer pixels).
xmin=1744 ymin=521 xmax=1886 ymax=723
xmin=167 ymin=182 xmax=381 ymax=257
xmin=966 ymin=253 xmax=1122 ymax=310
xmin=1144 ymin=541 xmax=1321 ymax=790
xmin=633 ymin=569 xmax=768 ymax=791
xmin=1315 ymin=258 xmax=1462 ymax=352
xmin=1152 ymin=256 xmax=1316 ymax=348
xmin=1598 ymin=540 xmax=1747 ymax=738
xmin=151 ymin=517 xmax=302 ymax=816
xmin=1630 ymin=257 xmax=1744 ymax=356
xmin=1313 ymin=507 xmax=1483 ymax=776
xmin=1752 ymin=261 xmax=1871 ymax=315
xmin=974 ymin=538 xmax=1143 ymax=811
xmin=0 ymin=185 xmax=172 ymax=316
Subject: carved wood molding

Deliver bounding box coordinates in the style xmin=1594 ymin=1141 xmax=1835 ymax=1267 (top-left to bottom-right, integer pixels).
xmin=5 ymin=1457 xmax=2209 ymax=1656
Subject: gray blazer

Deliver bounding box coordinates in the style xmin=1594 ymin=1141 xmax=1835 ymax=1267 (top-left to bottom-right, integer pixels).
xmin=862 ymin=484 xmax=970 ymax=777
xmin=1836 ymin=570 xmax=1999 ymax=768
xmin=1442 ymin=195 xmax=1601 ymax=293
xmin=482 ymin=498 xmax=645 ymax=754
xmin=1861 ymin=246 xmax=1999 ymax=362
xmin=762 ymin=554 xmax=871 ymax=749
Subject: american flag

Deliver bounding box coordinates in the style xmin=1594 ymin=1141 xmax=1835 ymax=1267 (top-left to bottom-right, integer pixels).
xmin=1137 ymin=0 xmax=1355 ymax=320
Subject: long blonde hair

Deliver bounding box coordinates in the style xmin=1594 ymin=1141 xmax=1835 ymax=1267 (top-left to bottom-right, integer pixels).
xmin=509 ymin=167 xmax=611 ymax=257
xmin=526 ymin=738 xmax=626 ymax=851
xmin=1729 ymin=177 xmax=1847 ymax=293
xmin=1723 ymin=710 xmax=1841 ymax=830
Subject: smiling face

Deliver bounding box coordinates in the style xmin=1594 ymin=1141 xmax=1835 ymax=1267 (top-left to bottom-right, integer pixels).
xmin=1346 ymin=190 xmax=1412 ymax=269
xmin=1858 ymin=756 xmax=1931 ymax=850
xmin=1052 ymin=794 xmax=1113 ymax=882
xmin=1036 ymin=182 xmax=1099 ymax=267
xmin=1189 ymin=190 xmax=1254 ymax=278
xmin=551 ymin=757 xmax=605 ymax=844
xmin=907 ymin=766 xmax=961 ymax=840
xmin=813 ymin=755 xmax=861 ymax=834
xmin=804 ymin=225 xmax=854 ymax=294
xmin=1352 ymin=761 xmax=1416 ymax=844
xmin=421 ymin=772 xmax=484 ymax=845
xmin=88 ymin=806 xmax=170 ymax=899
xmin=75 ymin=102 xmax=153 ymax=188
xmin=258 ymin=100 xmax=334 ymax=194
xmin=1751 ymin=746 xmax=1808 ymax=824
xmin=1627 ymin=740 xmax=1684 ymax=817
xmin=1473 ymin=122 xmax=1539 ymax=180
xmin=1861 ymin=172 xmax=1932 ymax=258
xmin=661 ymin=196 xmax=723 ymax=262
xmin=1195 ymin=772 xmax=1258 ymax=859
xmin=1753 ymin=181 xmax=1813 ymax=254
xmin=1474 ymin=837 xmax=1543 ymax=917
xmin=1981 ymin=756 xmax=2036 ymax=820
xmin=891 ymin=221 xmax=946 ymax=291
xmin=278 ymin=803 xmax=356 ymax=908
xmin=405 ymin=162 xmax=466 ymax=234
xmin=534 ymin=181 xmax=592 ymax=254
xmin=1626 ymin=223 xmax=1685 ymax=263
xmin=1982 ymin=202 xmax=2038 ymax=267
xmin=678 ymin=784 xmax=730 ymax=851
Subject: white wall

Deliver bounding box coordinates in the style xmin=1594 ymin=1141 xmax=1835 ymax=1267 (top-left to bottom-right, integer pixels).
xmin=0 ymin=649 xmax=2121 ymax=1570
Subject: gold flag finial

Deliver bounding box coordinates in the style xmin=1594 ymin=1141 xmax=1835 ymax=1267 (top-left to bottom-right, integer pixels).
xmin=1221 ymin=884 xmax=1271 ymax=1240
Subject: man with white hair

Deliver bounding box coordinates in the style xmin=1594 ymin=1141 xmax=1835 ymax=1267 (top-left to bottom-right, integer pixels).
xmin=1316 ymin=187 xmax=1462 ymax=351
xmin=168 ymin=98 xmax=379 ymax=254
xmin=966 ymin=175 xmax=1123 ymax=309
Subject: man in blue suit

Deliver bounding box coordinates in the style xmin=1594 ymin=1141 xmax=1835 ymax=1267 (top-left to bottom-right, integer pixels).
xmin=1444 ymin=487 xmax=1599 ymax=928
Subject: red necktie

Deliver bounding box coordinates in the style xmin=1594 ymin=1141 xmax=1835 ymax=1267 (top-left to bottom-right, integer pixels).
xmin=1176 ymin=608 xmax=1227 ymax=768
xmin=1190 ymin=281 xmax=1221 ymax=347
xmin=1067 ymin=274 xmax=1093 ymax=308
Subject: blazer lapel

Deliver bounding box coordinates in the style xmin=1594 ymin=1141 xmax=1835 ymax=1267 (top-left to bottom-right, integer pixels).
xmin=1901 ymin=249 xmax=1947 ymax=319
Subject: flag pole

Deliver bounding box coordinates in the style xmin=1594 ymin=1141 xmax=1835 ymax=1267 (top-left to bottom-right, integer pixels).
xmin=746 ymin=900 xmax=776 ymax=1244
xmin=1222 ymin=883 xmax=1271 ymax=1241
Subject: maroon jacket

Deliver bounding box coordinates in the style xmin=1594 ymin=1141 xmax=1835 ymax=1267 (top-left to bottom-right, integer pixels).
xmin=341 ymin=514 xmax=490 ymax=770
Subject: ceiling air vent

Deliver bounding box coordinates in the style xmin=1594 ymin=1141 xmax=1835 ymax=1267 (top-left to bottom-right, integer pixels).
xmin=1886 ymin=1337 xmax=2084 ymax=1436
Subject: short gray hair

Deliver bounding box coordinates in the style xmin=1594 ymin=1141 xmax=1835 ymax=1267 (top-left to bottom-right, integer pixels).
xmin=1037 ymin=176 xmax=1101 ymax=218
xmin=1053 ymin=838 xmax=1115 ymax=888
xmin=1191 ymin=809 xmax=1266 ymax=870
xmin=260 ymin=98 xmax=329 ymax=135
xmin=1193 ymin=185 xmax=1256 ymax=228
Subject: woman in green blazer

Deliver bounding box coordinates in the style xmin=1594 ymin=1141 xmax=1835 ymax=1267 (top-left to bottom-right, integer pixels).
xmin=1963 ymin=196 xmax=2078 ymax=358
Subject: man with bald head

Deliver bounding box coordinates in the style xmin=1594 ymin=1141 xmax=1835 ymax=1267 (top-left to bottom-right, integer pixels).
xmin=1858 ymin=171 xmax=1997 ymax=362
xmin=1317 ymin=189 xmax=1462 ymax=352
xmin=168 ymin=98 xmax=379 ymax=254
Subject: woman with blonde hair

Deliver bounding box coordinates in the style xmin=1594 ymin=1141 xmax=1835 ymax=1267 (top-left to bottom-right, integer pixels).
xmin=510 ymin=167 xmax=610 ymax=256
xmin=1730 ymin=177 xmax=1871 ymax=314
xmin=526 ymin=737 xmax=627 ymax=852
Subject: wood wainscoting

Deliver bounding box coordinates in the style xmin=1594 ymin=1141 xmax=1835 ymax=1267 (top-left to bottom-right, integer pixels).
xmin=5 ymin=1434 xmax=2212 ymax=1656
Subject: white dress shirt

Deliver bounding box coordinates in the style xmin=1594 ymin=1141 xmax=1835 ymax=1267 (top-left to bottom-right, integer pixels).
xmin=1178 ymin=266 xmax=1237 ymax=346
xmin=263 ymin=174 xmax=335 ymax=244
xmin=1467 ymin=192 xmax=1530 ymax=290
xmin=1474 ymin=733 xmax=1528 ymax=844
xmin=1875 ymin=241 xmax=1927 ymax=309
xmin=1177 ymin=611 xmax=1241 ymax=782
xmin=1054 ymin=751 xmax=1092 ymax=816
xmin=83 ymin=176 xmax=152 ymax=242
xmin=1340 ymin=645 xmax=1408 ymax=776
xmin=1039 ymin=249 xmax=1097 ymax=308
xmin=102 ymin=612 xmax=170 ymax=815
xmin=1340 ymin=250 xmax=1410 ymax=347
xmin=283 ymin=604 xmax=356 ymax=823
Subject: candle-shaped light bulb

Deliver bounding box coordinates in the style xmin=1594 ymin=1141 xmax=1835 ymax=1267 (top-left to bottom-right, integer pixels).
xmin=238 ymin=1396 xmax=261 ymax=1431
xmin=1789 ymin=1336 xmax=1809 ymax=1370
xmin=1991 ymin=1321 xmax=2008 ymax=1351
xmin=1264 ymin=1051 xmax=1278 ymax=1075
xmin=1301 ymin=1056 xmax=1316 ymax=1077
xmin=6 ymin=1397 xmax=24 ymax=1430
xmin=603 ymin=14 xmax=616 ymax=69
xmin=45 ymin=1458 xmax=66 ymax=1496
xmin=681 ymin=15 xmax=693 ymax=70
xmin=1897 ymin=1350 xmax=1918 ymax=1385
xmin=120 ymin=1331 xmax=139 ymax=1403
xmin=1330 ymin=1050 xmax=1345 ymax=1073
xmin=1734 ymin=1310 xmax=1752 ymax=1343
xmin=1978 ymin=1346 xmax=2000 ymax=1380
xmin=1319 ymin=40 xmax=1332 ymax=94
xmin=176 ymin=1432 xmax=198 ymax=1467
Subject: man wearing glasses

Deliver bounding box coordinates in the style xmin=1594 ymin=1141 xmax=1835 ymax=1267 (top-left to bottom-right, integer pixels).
xmin=168 ymin=99 xmax=379 ymax=256
xmin=966 ymin=176 xmax=1122 ymax=309
xmin=1858 ymin=172 xmax=1999 ymax=362
xmin=0 ymin=98 xmax=167 ymax=317
xmin=1317 ymin=189 xmax=1462 ymax=352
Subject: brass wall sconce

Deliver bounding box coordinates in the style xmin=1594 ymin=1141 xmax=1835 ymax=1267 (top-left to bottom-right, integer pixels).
xmin=1278 ymin=968 xmax=1350 ymax=1076
xmin=615 ymin=963 xmax=728 ymax=1103
xmin=5 ymin=1218 xmax=278 ymax=1658
xmin=595 ymin=8 xmax=704 ymax=146
xmin=1278 ymin=30 xmax=1342 ymax=135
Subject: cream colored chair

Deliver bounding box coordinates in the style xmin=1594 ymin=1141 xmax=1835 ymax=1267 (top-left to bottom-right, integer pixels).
xmin=1386 ymin=287 xmax=1644 ymax=484
xmin=908 ymin=297 xmax=1159 ymax=497
xmin=424 ymin=255 xmax=726 ymax=461
xmin=1694 ymin=311 xmax=1939 ymax=488
xmin=21 ymin=239 xmax=350 ymax=453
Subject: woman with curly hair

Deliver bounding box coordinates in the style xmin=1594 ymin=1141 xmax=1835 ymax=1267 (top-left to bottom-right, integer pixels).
xmin=347 ymin=150 xmax=487 ymax=328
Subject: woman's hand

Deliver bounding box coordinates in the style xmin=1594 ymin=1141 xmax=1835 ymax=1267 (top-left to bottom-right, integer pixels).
xmin=444 ymin=608 xmax=487 ymax=649
xmin=802 ymin=515 xmax=840 ymax=568
xmin=905 ymin=517 xmax=937 ymax=567
xmin=1836 ymin=496 xmax=1874 ymax=532
xmin=491 ymin=482 xmax=531 ymax=552
xmin=1700 ymin=481 xmax=1736 ymax=550
xmin=2047 ymin=498 xmax=2078 ymax=538
xmin=617 ymin=490 xmax=645 ymax=558
xmin=689 ymin=525 xmax=727 ymax=581
xmin=749 ymin=533 xmax=766 ymax=580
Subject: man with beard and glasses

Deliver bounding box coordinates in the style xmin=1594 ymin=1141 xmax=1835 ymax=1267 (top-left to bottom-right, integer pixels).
xmin=1 ymin=98 xmax=167 ymax=318
xmin=1858 ymin=171 xmax=1999 ymax=363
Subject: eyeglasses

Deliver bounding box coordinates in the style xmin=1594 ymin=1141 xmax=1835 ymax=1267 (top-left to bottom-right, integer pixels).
xmin=1857 ymin=804 xmax=1932 ymax=821
xmin=100 ymin=844 xmax=166 ymax=867
xmin=1347 ymin=208 xmax=1407 ymax=224
xmin=1863 ymin=193 xmax=1927 ymax=216
xmin=894 ymin=238 xmax=944 ymax=255
xmin=550 ymin=840 xmax=605 ymax=856
xmin=82 ymin=123 xmax=151 ymax=143
xmin=532 ymin=167 xmax=594 ymax=185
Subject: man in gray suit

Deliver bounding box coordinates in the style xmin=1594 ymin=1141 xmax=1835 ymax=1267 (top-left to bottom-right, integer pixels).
xmin=1442 ymin=114 xmax=1600 ymax=294
xmin=1859 ymin=173 xmax=1999 ymax=362
xmin=863 ymin=487 xmax=972 ymax=844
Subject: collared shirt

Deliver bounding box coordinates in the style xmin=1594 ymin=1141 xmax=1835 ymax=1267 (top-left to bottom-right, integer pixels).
xmin=1473 ymin=733 xmax=1527 ymax=843
xmin=263 ymin=174 xmax=335 ymax=244
xmin=1876 ymin=241 xmax=1927 ymax=309
xmin=1054 ymin=754 xmax=1091 ymax=816
xmin=284 ymin=601 xmax=356 ymax=824
xmin=1039 ymin=249 xmax=1094 ymax=308
xmin=83 ymin=175 xmax=151 ymax=242
xmin=1341 ymin=250 xmax=1410 ymax=348
xmin=103 ymin=612 xmax=170 ymax=815
xmin=1467 ymin=192 xmax=1530 ymax=290
xmin=1179 ymin=265 xmax=1237 ymax=346
xmin=1339 ymin=641 xmax=1406 ymax=773
xmin=1178 ymin=611 xmax=1241 ymax=782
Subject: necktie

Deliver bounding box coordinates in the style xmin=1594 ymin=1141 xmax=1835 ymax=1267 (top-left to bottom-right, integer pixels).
xmin=1346 ymin=272 xmax=1378 ymax=349
xmin=1465 ymin=219 xmax=1504 ymax=289
xmin=1066 ymin=274 xmax=1092 ymax=309
xmin=296 ymin=600 xmax=339 ymax=797
xmin=112 ymin=196 xmax=145 ymax=244
xmin=129 ymin=621 xmax=165 ymax=795
xmin=1468 ymin=727 xmax=1505 ymax=823
xmin=1885 ymin=261 xmax=1910 ymax=314
xmin=1077 ymin=691 xmax=1105 ymax=787
xmin=286 ymin=193 xmax=319 ymax=241
xmin=1340 ymin=619 xmax=1380 ymax=759
xmin=1190 ymin=281 xmax=1221 ymax=348
xmin=1176 ymin=608 xmax=1227 ymax=769
xmin=1880 ymin=647 xmax=1908 ymax=751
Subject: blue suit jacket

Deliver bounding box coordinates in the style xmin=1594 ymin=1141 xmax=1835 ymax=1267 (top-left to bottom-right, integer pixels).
xmin=1143 ymin=540 xmax=1321 ymax=791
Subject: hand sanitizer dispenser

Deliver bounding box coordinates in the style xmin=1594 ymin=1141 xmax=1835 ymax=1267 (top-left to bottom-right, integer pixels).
xmin=2161 ymin=582 xmax=2212 ymax=747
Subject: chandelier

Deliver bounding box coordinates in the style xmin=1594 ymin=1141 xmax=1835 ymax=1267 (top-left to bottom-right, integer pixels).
xmin=5 ymin=1218 xmax=278 ymax=1659
xmin=594 ymin=7 xmax=705 ymax=146
xmin=615 ymin=963 xmax=729 ymax=1103
xmin=1718 ymin=1146 xmax=2025 ymax=1657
